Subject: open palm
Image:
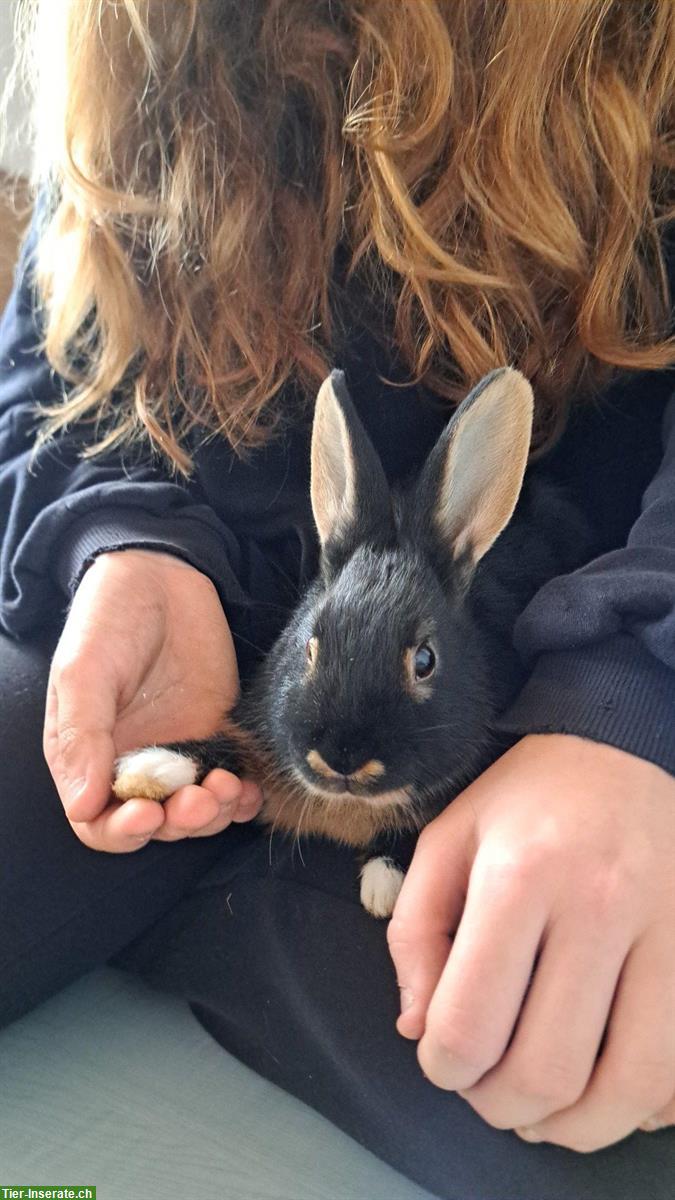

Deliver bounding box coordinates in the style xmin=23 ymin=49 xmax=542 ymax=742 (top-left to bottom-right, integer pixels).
xmin=44 ymin=550 xmax=261 ymax=851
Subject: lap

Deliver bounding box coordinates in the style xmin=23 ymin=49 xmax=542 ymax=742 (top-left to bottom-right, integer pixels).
xmin=118 ymin=835 xmax=675 ymax=1200
xmin=0 ymin=628 xmax=256 ymax=1025
xmin=4 ymin=627 xmax=671 ymax=1196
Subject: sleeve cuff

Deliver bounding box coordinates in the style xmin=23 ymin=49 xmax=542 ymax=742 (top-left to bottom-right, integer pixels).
xmin=55 ymin=506 xmax=252 ymax=612
xmin=497 ymin=633 xmax=675 ymax=777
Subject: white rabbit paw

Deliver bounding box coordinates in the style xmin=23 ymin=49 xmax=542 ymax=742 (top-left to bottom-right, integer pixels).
xmin=360 ymin=856 xmax=405 ymax=918
xmin=113 ymin=747 xmax=198 ymax=802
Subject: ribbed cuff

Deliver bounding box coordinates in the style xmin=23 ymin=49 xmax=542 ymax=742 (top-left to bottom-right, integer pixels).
xmin=55 ymin=506 xmax=251 ymax=611
xmin=498 ymin=633 xmax=675 ymax=777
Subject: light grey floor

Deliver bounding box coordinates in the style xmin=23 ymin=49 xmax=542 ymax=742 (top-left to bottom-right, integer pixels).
xmin=0 ymin=968 xmax=435 ymax=1200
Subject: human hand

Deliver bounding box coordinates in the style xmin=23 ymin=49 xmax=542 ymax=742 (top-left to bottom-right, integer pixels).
xmin=388 ymin=734 xmax=675 ymax=1150
xmin=44 ymin=549 xmax=262 ymax=851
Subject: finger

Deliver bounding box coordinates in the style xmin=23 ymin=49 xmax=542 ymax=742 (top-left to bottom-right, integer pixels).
xmin=152 ymin=784 xmax=222 ymax=841
xmin=192 ymin=770 xmax=262 ymax=816
xmin=519 ymin=927 xmax=675 ymax=1151
xmin=45 ymin=662 xmax=118 ymax=822
xmin=417 ymin=849 xmax=549 ymax=1091
xmin=462 ymin=914 xmax=627 ymax=1129
xmin=200 ymin=768 xmax=250 ymax=811
xmin=230 ymin=778 xmax=264 ymax=822
xmin=170 ymin=772 xmax=262 ymax=839
xmin=387 ymin=801 xmax=475 ymax=1040
xmin=71 ymin=798 xmax=165 ymax=853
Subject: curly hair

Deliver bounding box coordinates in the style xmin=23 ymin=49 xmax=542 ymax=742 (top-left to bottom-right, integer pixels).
xmin=15 ymin=0 xmax=675 ymax=471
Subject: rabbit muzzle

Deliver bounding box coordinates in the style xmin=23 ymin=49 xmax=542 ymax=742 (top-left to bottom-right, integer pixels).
xmin=306 ymin=747 xmax=385 ymax=785
xmin=297 ymin=748 xmax=411 ymax=808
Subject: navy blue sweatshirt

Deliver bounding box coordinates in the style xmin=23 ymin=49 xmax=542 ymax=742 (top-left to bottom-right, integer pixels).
xmin=1 ymin=222 xmax=674 ymax=775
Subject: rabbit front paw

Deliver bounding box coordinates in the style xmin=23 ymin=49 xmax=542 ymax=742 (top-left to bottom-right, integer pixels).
xmin=360 ymin=856 xmax=405 ymax=918
xmin=113 ymin=747 xmax=198 ymax=802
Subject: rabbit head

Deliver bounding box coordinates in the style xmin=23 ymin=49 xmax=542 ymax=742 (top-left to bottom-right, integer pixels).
xmin=264 ymin=367 xmax=533 ymax=816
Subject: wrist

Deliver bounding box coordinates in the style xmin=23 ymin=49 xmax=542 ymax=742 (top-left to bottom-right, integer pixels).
xmin=515 ymin=731 xmax=674 ymax=786
xmin=89 ymin=547 xmax=215 ymax=589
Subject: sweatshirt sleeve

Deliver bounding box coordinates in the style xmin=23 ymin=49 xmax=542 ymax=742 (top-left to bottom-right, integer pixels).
xmin=0 ymin=218 xmax=253 ymax=640
xmin=499 ymin=389 xmax=675 ymax=776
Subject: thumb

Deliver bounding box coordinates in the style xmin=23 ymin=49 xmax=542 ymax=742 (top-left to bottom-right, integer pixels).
xmin=44 ymin=662 xmax=118 ymax=822
xmin=387 ymin=798 xmax=475 ymax=1040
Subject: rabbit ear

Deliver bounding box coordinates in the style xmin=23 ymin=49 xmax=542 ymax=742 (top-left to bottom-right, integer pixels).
xmin=311 ymin=370 xmax=392 ymax=553
xmin=418 ymin=368 xmax=534 ymax=568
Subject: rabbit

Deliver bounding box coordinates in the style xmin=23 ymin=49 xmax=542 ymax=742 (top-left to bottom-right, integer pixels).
xmin=113 ymin=367 xmax=591 ymax=918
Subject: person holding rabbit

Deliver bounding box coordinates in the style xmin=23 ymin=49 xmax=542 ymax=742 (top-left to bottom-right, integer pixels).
xmin=1 ymin=3 xmax=674 ymax=1198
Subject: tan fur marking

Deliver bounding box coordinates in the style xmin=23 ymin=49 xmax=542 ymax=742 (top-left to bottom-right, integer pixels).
xmin=306 ymin=635 xmax=319 ymax=674
xmin=113 ymin=775 xmax=174 ymax=803
xmin=351 ymin=758 xmax=386 ymax=782
xmin=299 ymin=776 xmax=409 ymax=810
xmin=307 ymin=750 xmax=387 ymax=784
xmin=306 ymin=748 xmax=342 ymax=778
xmin=258 ymin=780 xmax=414 ymax=847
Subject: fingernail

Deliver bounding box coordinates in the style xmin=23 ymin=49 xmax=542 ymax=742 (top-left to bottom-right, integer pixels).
xmin=65 ymin=776 xmax=87 ymax=811
xmin=240 ymin=782 xmax=262 ymax=805
xmin=516 ymin=1127 xmax=542 ymax=1143
xmin=640 ymin=1116 xmax=666 ymax=1133
xmin=399 ymin=987 xmax=414 ymax=1013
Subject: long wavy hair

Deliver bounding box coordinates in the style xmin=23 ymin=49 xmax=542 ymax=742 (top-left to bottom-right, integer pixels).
xmin=14 ymin=0 xmax=675 ymax=471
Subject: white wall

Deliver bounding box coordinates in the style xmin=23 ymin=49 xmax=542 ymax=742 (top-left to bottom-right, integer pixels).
xmin=1 ymin=0 xmax=32 ymax=176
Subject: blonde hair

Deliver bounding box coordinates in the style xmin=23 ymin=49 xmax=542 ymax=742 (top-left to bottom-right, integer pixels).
xmin=15 ymin=0 xmax=675 ymax=471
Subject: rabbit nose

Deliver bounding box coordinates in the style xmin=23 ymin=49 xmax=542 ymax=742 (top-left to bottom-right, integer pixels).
xmin=306 ymin=748 xmax=386 ymax=784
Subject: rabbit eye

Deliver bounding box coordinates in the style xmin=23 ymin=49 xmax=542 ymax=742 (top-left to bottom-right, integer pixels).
xmin=306 ymin=636 xmax=319 ymax=668
xmin=414 ymin=642 xmax=436 ymax=680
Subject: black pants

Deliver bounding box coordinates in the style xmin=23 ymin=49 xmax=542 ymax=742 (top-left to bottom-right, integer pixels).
xmin=1 ymin=629 xmax=672 ymax=1200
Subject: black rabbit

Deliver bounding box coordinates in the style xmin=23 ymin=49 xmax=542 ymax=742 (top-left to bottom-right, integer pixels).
xmin=114 ymin=367 xmax=590 ymax=917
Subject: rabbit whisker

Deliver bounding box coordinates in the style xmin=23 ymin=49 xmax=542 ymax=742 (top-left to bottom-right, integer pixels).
xmin=265 ymin=781 xmax=297 ymax=866
xmin=292 ymin=793 xmax=311 ymax=868
xmin=232 ymin=632 xmax=268 ymax=657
